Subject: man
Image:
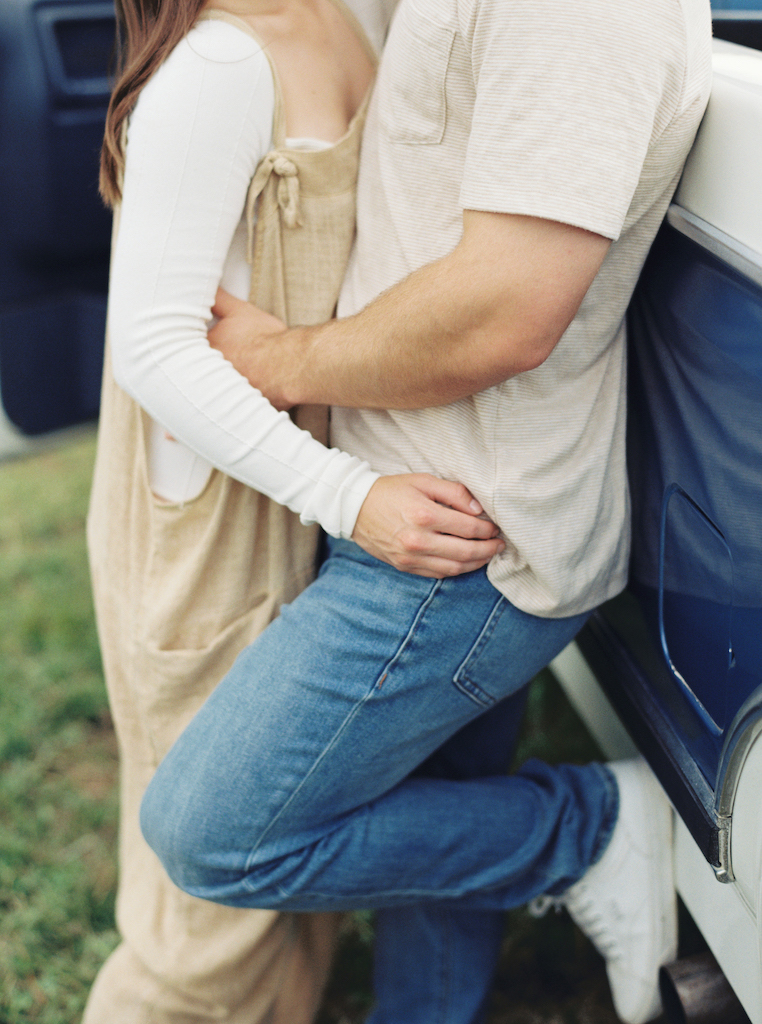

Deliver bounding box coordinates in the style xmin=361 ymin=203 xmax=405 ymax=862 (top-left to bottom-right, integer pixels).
xmin=141 ymin=0 xmax=714 ymax=1021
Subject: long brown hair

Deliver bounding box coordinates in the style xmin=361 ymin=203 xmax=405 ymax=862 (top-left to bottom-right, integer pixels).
xmin=100 ymin=0 xmax=207 ymax=207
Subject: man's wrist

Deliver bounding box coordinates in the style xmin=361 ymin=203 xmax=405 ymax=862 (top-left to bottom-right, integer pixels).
xmin=276 ymin=325 xmax=316 ymax=409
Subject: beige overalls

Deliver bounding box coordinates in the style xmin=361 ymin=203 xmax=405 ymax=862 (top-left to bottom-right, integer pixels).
xmin=84 ymin=10 xmax=374 ymax=1021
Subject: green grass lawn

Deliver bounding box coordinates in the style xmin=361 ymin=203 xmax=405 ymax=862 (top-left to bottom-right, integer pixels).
xmin=0 ymin=435 xmax=118 ymax=1023
xmin=0 ymin=434 xmax=677 ymax=1023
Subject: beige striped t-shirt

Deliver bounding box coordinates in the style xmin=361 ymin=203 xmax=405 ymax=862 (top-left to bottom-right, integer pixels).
xmin=334 ymin=0 xmax=713 ymax=617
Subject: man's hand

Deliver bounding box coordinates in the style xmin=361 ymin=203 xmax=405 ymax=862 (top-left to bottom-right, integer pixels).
xmin=208 ymin=289 xmax=292 ymax=409
xmin=352 ymin=475 xmax=505 ymax=578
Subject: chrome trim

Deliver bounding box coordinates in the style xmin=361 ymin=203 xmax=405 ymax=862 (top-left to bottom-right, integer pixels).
xmin=658 ymin=484 xmax=730 ymax=739
xmin=712 ymin=685 xmax=762 ymax=882
xmin=714 ymin=817 xmax=733 ymax=883
xmin=666 ymin=206 xmax=762 ymax=289
xmin=713 ymin=11 xmax=762 ymax=21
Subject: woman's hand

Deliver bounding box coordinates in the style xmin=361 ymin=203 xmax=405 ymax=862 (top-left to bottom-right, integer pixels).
xmin=352 ymin=475 xmax=505 ymax=578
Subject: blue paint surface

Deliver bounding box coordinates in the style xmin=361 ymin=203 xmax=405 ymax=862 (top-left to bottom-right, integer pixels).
xmin=622 ymin=223 xmax=762 ymax=785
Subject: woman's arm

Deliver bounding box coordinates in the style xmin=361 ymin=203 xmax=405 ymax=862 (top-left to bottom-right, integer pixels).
xmin=109 ymin=19 xmax=378 ymax=537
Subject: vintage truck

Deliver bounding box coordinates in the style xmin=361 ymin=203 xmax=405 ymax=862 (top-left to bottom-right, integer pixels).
xmin=1 ymin=2 xmax=761 ymax=1022
xmin=549 ymin=11 xmax=762 ymax=1023
xmin=0 ymin=0 xmax=113 ymax=457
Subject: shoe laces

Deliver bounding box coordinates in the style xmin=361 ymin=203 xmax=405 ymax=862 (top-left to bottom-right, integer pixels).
xmin=529 ymin=890 xmax=624 ymax=961
xmin=562 ymin=884 xmax=624 ymax=961
xmin=527 ymin=894 xmax=560 ymax=918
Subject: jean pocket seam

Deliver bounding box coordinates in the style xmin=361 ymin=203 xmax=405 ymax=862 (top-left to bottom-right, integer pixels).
xmin=452 ymin=676 xmax=496 ymax=708
xmin=451 ymin=596 xmax=508 ymax=707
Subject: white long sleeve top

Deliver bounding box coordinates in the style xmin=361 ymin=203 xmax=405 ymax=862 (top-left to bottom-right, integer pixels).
xmin=108 ymin=18 xmax=379 ymax=538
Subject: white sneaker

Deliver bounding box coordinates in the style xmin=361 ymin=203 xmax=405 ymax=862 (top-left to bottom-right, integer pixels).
xmin=532 ymin=757 xmax=677 ymax=1024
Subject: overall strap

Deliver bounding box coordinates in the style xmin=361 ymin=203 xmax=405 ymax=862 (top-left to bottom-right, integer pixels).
xmin=194 ymin=10 xmax=292 ymax=280
xmin=196 ymin=8 xmax=287 ymax=146
xmin=246 ymin=151 xmax=302 ymax=263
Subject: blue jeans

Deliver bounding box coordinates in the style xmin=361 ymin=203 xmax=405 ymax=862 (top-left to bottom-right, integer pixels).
xmin=142 ymin=538 xmax=618 ymax=1023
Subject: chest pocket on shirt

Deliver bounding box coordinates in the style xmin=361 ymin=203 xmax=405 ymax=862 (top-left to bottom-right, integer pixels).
xmin=378 ymin=0 xmax=455 ymax=145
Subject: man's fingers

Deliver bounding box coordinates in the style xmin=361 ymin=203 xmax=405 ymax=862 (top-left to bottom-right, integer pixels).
xmin=210 ymin=289 xmax=286 ymax=336
xmin=211 ymin=287 xmax=244 ymax=320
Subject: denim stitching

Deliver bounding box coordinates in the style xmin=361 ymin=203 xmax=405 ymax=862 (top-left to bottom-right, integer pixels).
xmin=376 ymin=578 xmax=443 ymax=685
xmin=438 ymin=909 xmax=452 ymax=1024
xmin=451 ymin=596 xmax=508 ymax=707
xmin=269 ymin=879 xmax=516 ymax=904
xmin=588 ymin=762 xmax=619 ymax=866
xmin=242 ymin=578 xmax=443 ymax=873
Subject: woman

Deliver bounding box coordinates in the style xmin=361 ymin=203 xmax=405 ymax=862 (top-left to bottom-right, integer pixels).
xmin=84 ymin=1 xmax=502 ymax=1021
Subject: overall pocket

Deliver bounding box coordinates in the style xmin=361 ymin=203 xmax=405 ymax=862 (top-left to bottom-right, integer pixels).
xmin=135 ymin=414 xmax=319 ymax=762
xmin=136 ymin=600 xmax=282 ymax=764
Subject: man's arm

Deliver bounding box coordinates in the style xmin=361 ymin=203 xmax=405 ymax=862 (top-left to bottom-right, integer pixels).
xmin=209 ymin=209 xmax=611 ymax=410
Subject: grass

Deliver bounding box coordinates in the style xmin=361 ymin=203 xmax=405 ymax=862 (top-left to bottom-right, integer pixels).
xmin=0 ymin=434 xmax=118 ymax=1023
xmin=0 ymin=434 xmax=694 ymax=1022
